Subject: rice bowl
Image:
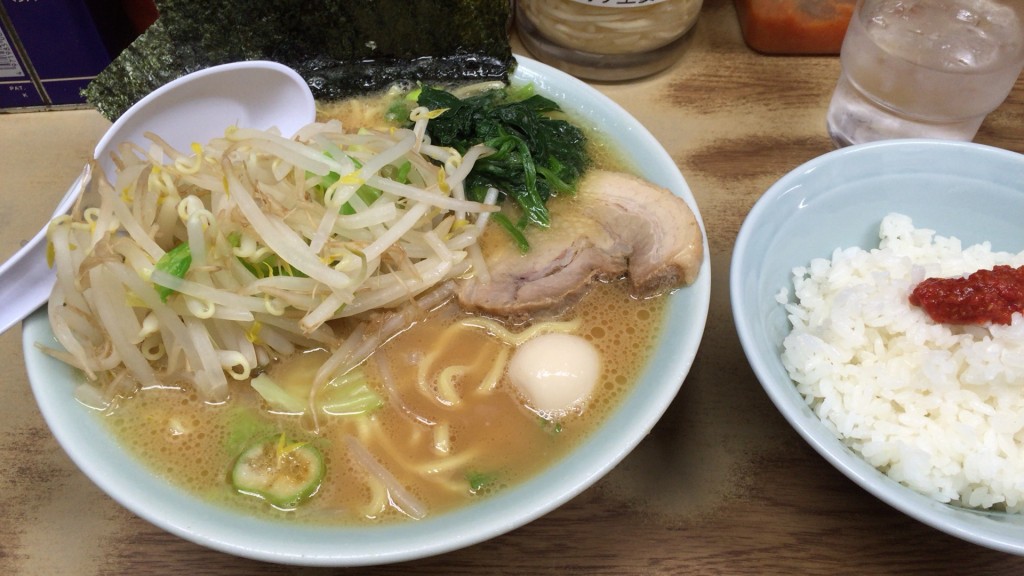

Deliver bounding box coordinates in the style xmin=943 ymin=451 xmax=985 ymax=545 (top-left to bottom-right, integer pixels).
xmin=731 ymin=139 xmax=1024 ymax=555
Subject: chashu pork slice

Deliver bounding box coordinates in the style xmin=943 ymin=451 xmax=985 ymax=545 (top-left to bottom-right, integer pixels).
xmin=457 ymin=169 xmax=703 ymax=319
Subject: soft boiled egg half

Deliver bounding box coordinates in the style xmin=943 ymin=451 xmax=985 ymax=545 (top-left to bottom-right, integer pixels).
xmin=508 ymin=333 xmax=601 ymax=416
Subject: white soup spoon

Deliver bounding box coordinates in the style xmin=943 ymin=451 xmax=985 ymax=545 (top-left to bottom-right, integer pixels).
xmin=0 ymin=60 xmax=316 ymax=335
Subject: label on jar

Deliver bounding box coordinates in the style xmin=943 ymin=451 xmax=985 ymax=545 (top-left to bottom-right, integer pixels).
xmin=569 ymin=0 xmax=671 ymax=7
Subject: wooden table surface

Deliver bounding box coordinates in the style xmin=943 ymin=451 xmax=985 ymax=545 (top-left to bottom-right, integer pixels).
xmin=3 ymin=1 xmax=1024 ymax=574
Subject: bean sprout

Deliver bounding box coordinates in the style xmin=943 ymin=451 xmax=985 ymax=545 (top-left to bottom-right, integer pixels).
xmin=44 ymin=118 xmax=499 ymax=403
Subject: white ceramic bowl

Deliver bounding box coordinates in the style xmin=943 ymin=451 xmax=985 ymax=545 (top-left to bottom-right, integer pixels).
xmin=731 ymin=139 xmax=1024 ymax=555
xmin=21 ymin=56 xmax=711 ymax=566
xmin=93 ymin=60 xmax=316 ymax=175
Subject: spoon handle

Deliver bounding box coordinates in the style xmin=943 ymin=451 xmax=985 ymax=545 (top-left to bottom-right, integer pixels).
xmin=0 ymin=227 xmax=54 ymax=335
xmin=0 ymin=166 xmax=88 ymax=335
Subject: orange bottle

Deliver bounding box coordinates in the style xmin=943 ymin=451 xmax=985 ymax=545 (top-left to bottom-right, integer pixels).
xmin=734 ymin=0 xmax=855 ymax=55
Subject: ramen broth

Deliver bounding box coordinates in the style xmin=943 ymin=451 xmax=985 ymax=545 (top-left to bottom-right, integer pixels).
xmin=102 ymin=279 xmax=667 ymax=523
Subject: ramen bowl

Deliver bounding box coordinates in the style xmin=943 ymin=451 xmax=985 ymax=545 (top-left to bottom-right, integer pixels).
xmin=21 ymin=56 xmax=711 ymax=566
xmin=731 ymin=139 xmax=1024 ymax=555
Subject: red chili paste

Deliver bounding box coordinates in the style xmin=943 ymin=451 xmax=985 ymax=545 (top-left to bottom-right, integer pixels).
xmin=734 ymin=0 xmax=855 ymax=55
xmin=909 ymin=265 xmax=1024 ymax=325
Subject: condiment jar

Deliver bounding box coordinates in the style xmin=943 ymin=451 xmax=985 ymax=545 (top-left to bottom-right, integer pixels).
xmin=733 ymin=0 xmax=855 ymax=55
xmin=515 ymin=0 xmax=704 ymax=82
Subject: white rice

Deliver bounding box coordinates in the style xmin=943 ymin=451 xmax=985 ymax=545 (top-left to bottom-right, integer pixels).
xmin=779 ymin=213 xmax=1024 ymax=511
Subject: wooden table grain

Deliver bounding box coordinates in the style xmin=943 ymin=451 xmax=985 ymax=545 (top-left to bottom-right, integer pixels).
xmin=3 ymin=1 xmax=1024 ymax=574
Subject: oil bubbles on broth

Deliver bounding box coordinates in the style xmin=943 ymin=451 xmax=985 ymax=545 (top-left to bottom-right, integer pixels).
xmin=101 ymin=280 xmax=667 ymax=524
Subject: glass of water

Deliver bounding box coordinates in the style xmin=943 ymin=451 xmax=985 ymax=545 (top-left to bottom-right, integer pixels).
xmin=826 ymin=0 xmax=1024 ymax=147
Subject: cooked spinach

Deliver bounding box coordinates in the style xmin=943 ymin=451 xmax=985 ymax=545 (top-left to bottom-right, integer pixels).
xmin=417 ymin=85 xmax=590 ymax=251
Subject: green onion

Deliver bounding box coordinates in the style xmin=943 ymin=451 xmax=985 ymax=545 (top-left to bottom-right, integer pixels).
xmin=250 ymin=374 xmax=306 ymax=413
xmin=341 ymin=185 xmax=383 ymax=215
xmin=153 ymin=242 xmax=192 ymax=302
xmin=321 ymin=368 xmax=383 ymax=416
xmin=231 ymin=433 xmax=325 ymax=509
xmin=223 ymin=406 xmax=274 ymax=457
xmin=466 ymin=470 xmax=498 ymax=493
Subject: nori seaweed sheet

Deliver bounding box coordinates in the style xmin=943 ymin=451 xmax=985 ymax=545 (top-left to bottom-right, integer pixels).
xmin=84 ymin=0 xmax=516 ymax=121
